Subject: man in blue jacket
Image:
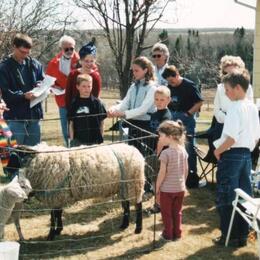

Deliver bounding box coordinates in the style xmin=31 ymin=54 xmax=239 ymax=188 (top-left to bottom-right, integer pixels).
xmin=0 ymin=33 xmax=44 ymax=145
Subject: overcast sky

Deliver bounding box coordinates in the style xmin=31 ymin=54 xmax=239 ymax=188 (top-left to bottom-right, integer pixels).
xmin=69 ymin=0 xmax=257 ymax=30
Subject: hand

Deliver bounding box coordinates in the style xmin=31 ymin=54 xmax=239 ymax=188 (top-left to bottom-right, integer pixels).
xmin=0 ymin=102 xmax=9 ymax=112
xmin=24 ymin=92 xmax=36 ymax=101
xmin=156 ymin=192 xmax=160 ymax=205
xmin=214 ymin=149 xmax=221 ymax=161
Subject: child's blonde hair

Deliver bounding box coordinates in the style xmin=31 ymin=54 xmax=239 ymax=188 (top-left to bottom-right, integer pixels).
xmin=132 ymin=56 xmax=155 ymax=84
xmin=76 ymin=74 xmax=93 ymax=85
xmin=158 ymin=120 xmax=186 ymax=145
xmin=155 ymin=85 xmax=171 ymax=98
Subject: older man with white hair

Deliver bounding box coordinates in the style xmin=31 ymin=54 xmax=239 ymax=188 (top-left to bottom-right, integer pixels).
xmin=46 ymin=35 xmax=79 ymax=146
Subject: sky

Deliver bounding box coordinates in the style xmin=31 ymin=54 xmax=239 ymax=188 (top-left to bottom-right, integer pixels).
xmin=69 ymin=0 xmax=257 ymax=30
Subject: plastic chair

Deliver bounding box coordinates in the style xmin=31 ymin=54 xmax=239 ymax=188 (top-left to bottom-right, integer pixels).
xmin=225 ymin=188 xmax=260 ymax=258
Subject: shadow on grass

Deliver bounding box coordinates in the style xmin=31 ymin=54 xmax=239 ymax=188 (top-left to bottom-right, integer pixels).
xmin=182 ymin=186 xmax=218 ymax=236
xmin=185 ymin=244 xmax=258 ymax=260
xmin=19 ymin=212 xmax=147 ymax=259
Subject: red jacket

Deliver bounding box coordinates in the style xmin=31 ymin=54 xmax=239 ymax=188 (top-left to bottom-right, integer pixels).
xmin=65 ymin=69 xmax=102 ymax=109
xmin=46 ymin=52 xmax=80 ymax=107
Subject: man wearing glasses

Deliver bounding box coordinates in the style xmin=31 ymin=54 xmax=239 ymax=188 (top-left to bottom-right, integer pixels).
xmin=46 ymin=35 xmax=79 ymax=146
xmin=0 ymin=33 xmax=44 ymax=146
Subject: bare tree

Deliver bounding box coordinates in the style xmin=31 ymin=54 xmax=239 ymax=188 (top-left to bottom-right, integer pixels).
xmin=0 ymin=0 xmax=76 ymax=63
xmin=74 ymin=0 xmax=174 ymax=98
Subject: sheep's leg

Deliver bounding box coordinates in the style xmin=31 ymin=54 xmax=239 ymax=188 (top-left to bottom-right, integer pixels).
xmin=134 ymin=202 xmax=142 ymax=234
xmin=47 ymin=209 xmax=56 ymax=240
xmin=54 ymin=208 xmax=63 ymax=235
xmin=13 ymin=203 xmax=24 ymax=241
xmin=120 ymin=200 xmax=130 ymax=230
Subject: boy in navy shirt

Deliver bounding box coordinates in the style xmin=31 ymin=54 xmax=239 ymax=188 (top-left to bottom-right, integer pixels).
xmin=68 ymin=74 xmax=106 ymax=146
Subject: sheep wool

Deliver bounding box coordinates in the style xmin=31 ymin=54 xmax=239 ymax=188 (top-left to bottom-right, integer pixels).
xmin=22 ymin=143 xmax=145 ymax=208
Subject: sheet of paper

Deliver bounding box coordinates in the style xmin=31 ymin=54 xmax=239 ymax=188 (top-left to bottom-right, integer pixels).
xmin=30 ymin=75 xmax=56 ymax=108
xmin=50 ymin=86 xmax=65 ymax=96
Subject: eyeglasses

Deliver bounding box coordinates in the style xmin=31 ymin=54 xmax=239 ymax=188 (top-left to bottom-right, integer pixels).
xmin=64 ymin=47 xmax=74 ymax=53
xmin=152 ymin=54 xmax=162 ymax=58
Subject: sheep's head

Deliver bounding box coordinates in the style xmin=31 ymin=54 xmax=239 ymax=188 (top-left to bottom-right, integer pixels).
xmin=5 ymin=176 xmax=29 ymax=203
xmin=18 ymin=171 xmax=32 ymax=197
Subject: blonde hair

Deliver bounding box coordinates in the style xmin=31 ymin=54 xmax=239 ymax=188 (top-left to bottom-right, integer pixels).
xmin=132 ymin=56 xmax=155 ymax=83
xmin=155 ymin=85 xmax=171 ymax=98
xmin=158 ymin=120 xmax=186 ymax=145
xmin=76 ymin=74 xmax=93 ymax=85
xmin=219 ymin=55 xmax=245 ymax=77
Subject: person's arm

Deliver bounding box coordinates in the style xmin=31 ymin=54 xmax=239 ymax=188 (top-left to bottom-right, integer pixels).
xmin=214 ymin=136 xmax=235 ymax=160
xmin=108 ymin=85 xmax=132 ymax=116
xmin=91 ymin=71 xmax=102 ymax=98
xmin=65 ymin=72 xmax=75 ymax=109
xmin=46 ymin=59 xmax=67 ymax=89
xmin=214 ymin=85 xmax=226 ymax=123
xmin=124 ymin=86 xmax=156 ymax=119
xmin=186 ymin=101 xmax=203 ymax=116
xmin=155 ymin=161 xmax=167 ymax=205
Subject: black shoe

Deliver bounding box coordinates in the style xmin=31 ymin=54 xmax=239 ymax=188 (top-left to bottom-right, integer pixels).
xmin=239 ymin=238 xmax=247 ymax=247
xmin=212 ymin=235 xmax=226 ymax=246
xmin=213 ymin=236 xmax=240 ymax=247
xmin=150 ymin=204 xmax=161 ymax=214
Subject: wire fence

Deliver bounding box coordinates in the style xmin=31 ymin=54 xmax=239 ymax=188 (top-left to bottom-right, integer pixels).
xmin=0 ymin=115 xmax=160 ymax=259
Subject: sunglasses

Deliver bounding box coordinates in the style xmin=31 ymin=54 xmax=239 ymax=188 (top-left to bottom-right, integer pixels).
xmin=152 ymin=54 xmax=162 ymax=58
xmin=64 ymin=47 xmax=74 ymax=52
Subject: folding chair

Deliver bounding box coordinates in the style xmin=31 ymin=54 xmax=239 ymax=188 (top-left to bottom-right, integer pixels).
xmin=226 ymin=188 xmax=260 ymax=258
xmin=194 ymin=116 xmax=218 ymax=183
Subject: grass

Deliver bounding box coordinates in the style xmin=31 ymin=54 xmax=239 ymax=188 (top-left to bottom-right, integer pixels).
xmin=2 ymin=89 xmax=259 ymax=259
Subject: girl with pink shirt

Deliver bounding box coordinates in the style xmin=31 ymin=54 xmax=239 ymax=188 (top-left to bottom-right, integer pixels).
xmin=156 ymin=120 xmax=188 ymax=241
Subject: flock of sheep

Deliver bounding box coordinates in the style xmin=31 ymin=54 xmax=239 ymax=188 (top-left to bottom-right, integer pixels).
xmin=0 ymin=142 xmax=146 ymax=241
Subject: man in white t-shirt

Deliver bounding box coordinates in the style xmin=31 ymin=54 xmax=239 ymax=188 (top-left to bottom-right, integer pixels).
xmin=213 ymin=69 xmax=260 ymax=247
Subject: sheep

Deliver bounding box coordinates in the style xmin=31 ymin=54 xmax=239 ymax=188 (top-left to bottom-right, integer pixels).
xmin=12 ymin=142 xmax=145 ymax=240
xmin=0 ymin=175 xmax=31 ymax=241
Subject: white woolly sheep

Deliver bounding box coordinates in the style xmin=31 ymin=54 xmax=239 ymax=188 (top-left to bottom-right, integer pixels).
xmin=0 ymin=175 xmax=31 ymax=241
xmin=13 ymin=142 xmax=145 ymax=240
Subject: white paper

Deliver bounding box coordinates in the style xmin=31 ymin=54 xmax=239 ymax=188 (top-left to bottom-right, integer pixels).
xmin=50 ymin=86 xmax=65 ymax=96
xmin=30 ymin=75 xmax=56 ymax=108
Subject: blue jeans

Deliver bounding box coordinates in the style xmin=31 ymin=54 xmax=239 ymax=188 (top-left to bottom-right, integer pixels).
xmin=8 ymin=120 xmax=41 ymax=146
xmin=171 ymin=111 xmax=199 ymax=188
xmin=59 ymin=107 xmax=68 ymax=147
xmin=216 ymin=148 xmax=252 ymax=239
